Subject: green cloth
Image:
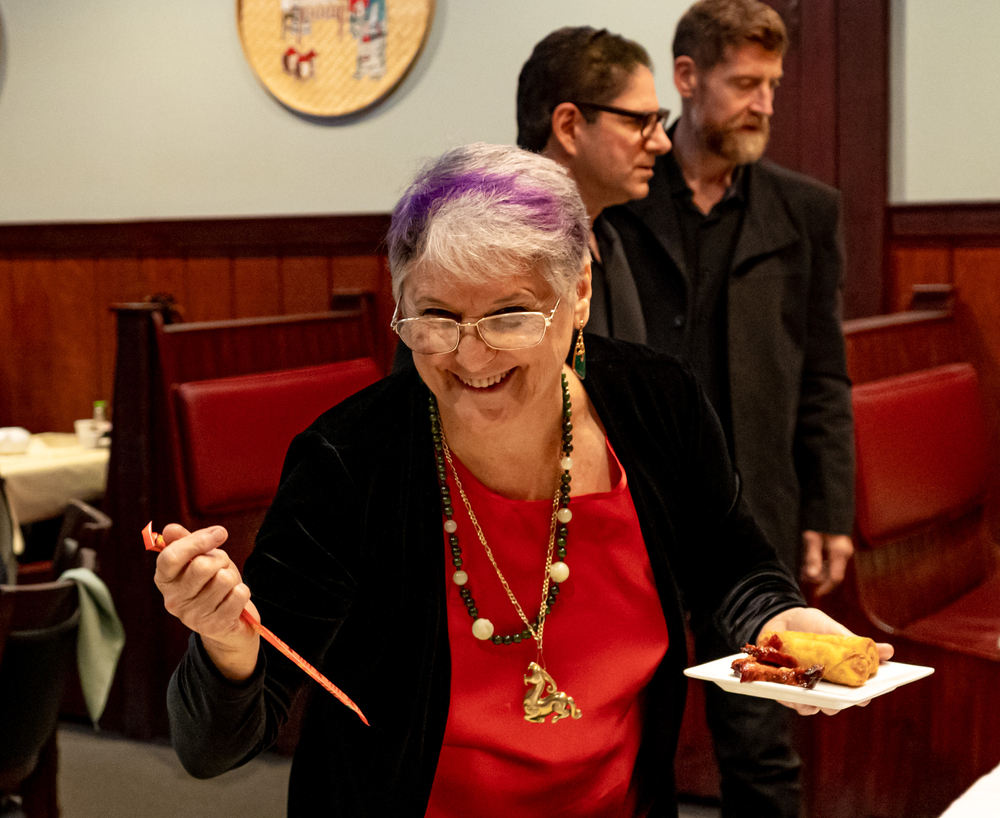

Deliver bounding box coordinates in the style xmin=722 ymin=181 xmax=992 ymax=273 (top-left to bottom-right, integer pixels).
xmin=60 ymin=567 xmax=125 ymax=725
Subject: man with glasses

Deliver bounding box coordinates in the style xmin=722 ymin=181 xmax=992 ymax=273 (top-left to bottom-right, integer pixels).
xmin=603 ymin=2 xmax=855 ymax=816
xmin=392 ymin=26 xmax=671 ymax=371
xmin=516 ymin=26 xmax=672 ymax=344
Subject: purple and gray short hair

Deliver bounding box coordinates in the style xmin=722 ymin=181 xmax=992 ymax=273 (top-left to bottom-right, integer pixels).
xmin=388 ymin=143 xmax=589 ymax=309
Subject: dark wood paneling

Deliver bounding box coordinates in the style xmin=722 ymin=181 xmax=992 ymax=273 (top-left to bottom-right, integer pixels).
xmin=891 ymin=202 xmax=1000 ymax=240
xmin=838 ymin=0 xmax=889 ymax=318
xmin=762 ymin=0 xmax=890 ymax=319
xmin=797 ymin=0 xmax=839 ymax=187
xmin=233 ymin=257 xmax=283 ymax=317
xmin=9 ymin=259 xmax=50 ymax=430
xmin=140 ymin=257 xmax=188 ymax=306
xmin=889 ymin=245 xmax=951 ymax=312
xmin=0 ymin=214 xmax=391 ymax=256
xmin=764 ymin=0 xmax=839 ymax=189
xmin=182 ymin=257 xmax=233 ymax=322
xmin=0 ymin=259 xmax=13 ymax=426
xmin=0 ymin=214 xmax=393 ymax=432
xmin=51 ymin=258 xmax=102 ymax=428
xmin=762 ymin=0 xmax=805 ymax=174
xmin=281 ymin=255 xmax=332 ymax=315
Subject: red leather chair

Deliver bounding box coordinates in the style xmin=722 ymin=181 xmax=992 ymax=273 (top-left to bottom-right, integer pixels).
xmin=802 ymin=363 xmax=1000 ymax=818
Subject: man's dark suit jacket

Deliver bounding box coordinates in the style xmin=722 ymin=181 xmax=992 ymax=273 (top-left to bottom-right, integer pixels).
xmin=603 ymin=154 xmax=855 ymax=569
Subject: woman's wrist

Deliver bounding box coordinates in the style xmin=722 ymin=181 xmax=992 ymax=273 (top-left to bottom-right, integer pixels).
xmin=202 ymin=632 xmax=261 ymax=682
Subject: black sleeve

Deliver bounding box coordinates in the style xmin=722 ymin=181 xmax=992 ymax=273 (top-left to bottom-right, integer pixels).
xmin=167 ymin=429 xmax=363 ymax=776
xmin=794 ymin=190 xmax=855 ymax=534
xmin=669 ymin=365 xmax=807 ymax=648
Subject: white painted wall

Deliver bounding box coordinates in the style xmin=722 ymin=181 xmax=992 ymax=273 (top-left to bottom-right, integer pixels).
xmin=0 ymin=0 xmax=687 ymax=223
xmin=3 ymin=1 xmax=983 ymax=218
xmin=890 ymin=0 xmax=1000 ymax=203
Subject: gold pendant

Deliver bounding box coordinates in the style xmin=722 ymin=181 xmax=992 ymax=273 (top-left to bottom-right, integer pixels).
xmin=523 ymin=661 xmax=582 ymax=723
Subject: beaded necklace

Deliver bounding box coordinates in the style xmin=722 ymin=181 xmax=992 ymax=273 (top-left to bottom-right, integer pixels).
xmin=429 ymin=372 xmax=582 ymax=723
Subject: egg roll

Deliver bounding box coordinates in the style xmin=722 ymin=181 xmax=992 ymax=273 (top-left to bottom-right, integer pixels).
xmin=759 ymin=631 xmax=879 ymax=687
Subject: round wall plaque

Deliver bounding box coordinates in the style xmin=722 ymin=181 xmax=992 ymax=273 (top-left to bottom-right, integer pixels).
xmin=237 ymin=0 xmax=435 ymax=117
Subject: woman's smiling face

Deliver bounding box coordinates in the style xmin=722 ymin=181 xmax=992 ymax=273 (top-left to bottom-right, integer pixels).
xmin=405 ymin=262 xmax=589 ymax=435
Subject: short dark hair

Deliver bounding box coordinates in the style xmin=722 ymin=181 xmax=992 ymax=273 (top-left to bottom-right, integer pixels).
xmin=516 ymin=27 xmax=652 ymax=153
xmin=673 ymin=0 xmax=787 ymax=71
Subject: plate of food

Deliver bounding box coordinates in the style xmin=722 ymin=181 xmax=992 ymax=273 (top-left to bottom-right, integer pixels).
xmin=683 ymin=631 xmax=934 ymax=710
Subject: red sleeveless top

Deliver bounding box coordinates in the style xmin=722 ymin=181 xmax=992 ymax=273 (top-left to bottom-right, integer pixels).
xmin=425 ymin=442 xmax=669 ymax=817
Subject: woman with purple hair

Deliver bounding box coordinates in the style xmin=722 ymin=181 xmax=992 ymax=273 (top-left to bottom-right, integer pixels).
xmin=155 ymin=143 xmax=883 ymax=817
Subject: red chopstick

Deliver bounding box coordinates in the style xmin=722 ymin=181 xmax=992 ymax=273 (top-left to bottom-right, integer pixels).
xmin=143 ymin=522 xmax=369 ymax=726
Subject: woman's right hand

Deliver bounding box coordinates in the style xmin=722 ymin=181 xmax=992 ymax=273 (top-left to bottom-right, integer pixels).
xmin=153 ymin=523 xmax=261 ymax=681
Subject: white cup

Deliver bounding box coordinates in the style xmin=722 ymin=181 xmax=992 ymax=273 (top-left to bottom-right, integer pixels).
xmin=74 ymin=419 xmax=100 ymax=449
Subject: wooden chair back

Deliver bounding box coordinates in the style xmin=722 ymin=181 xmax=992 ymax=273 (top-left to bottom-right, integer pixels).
xmin=0 ymin=478 xmax=17 ymax=586
xmin=16 ymin=499 xmax=111 ymax=585
xmin=52 ymin=499 xmax=112 ymax=577
xmin=0 ymin=579 xmax=80 ymax=816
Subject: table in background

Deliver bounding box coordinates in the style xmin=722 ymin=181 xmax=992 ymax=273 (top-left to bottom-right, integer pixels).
xmin=0 ymin=433 xmax=109 ymax=549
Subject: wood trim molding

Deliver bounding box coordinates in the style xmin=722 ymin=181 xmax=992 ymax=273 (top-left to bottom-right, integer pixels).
xmin=889 ymin=202 xmax=1000 ymax=242
xmin=763 ymin=0 xmax=890 ymax=319
xmin=0 ymin=213 xmax=392 ymax=257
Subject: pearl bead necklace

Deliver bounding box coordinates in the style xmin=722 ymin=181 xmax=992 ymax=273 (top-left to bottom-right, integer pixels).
xmin=429 ymin=373 xmax=574 ymax=647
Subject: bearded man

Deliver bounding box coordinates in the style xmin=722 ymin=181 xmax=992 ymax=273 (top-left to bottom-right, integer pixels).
xmin=603 ymin=1 xmax=855 ymax=816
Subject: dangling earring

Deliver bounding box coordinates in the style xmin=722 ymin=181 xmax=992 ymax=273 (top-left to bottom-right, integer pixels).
xmin=573 ymin=320 xmax=586 ymax=379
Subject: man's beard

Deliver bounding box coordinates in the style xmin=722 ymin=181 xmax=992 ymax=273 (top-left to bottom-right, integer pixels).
xmin=699 ymin=111 xmax=770 ymax=165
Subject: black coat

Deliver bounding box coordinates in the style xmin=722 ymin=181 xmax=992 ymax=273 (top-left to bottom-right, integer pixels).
xmin=167 ymin=337 xmax=805 ymax=817
xmin=604 ymin=156 xmax=855 ymax=568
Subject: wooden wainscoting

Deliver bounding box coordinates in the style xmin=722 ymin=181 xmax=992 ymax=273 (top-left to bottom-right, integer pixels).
xmin=888 ymin=203 xmax=1000 ymax=473
xmin=0 ymin=215 xmax=394 ymax=433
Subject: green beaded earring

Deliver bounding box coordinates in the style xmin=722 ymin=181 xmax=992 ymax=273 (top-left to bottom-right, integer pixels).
xmin=572 ymin=321 xmax=586 ymax=380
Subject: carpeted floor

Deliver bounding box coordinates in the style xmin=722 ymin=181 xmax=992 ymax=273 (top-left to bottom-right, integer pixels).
xmin=57 ymin=723 xmax=289 ymax=818
xmin=56 ymin=722 xmax=721 ymax=817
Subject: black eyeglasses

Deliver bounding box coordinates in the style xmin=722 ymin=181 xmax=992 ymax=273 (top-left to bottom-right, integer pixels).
xmin=573 ymin=102 xmax=670 ymax=139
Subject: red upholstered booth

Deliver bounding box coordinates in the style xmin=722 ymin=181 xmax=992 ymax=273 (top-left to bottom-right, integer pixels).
xmin=176 ymin=359 xmax=380 ymax=516
xmin=100 ymin=303 xmax=383 ymax=742
xmin=801 ymin=362 xmax=1000 ymax=818
xmin=171 ymin=359 xmax=381 ymax=563
xmin=851 ymin=363 xmax=1000 ymax=657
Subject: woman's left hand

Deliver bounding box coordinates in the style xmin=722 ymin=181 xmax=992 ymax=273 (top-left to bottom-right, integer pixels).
xmin=757 ymin=606 xmax=894 ymax=716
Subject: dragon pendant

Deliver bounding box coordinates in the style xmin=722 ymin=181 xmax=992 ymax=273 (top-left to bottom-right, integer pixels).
xmin=523 ymin=661 xmax=582 ymax=723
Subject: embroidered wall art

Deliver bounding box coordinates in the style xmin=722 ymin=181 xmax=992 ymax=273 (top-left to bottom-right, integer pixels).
xmin=238 ymin=0 xmax=435 ymax=117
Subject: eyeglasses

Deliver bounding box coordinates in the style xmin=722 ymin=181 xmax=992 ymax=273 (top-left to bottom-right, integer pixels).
xmin=573 ymin=102 xmax=670 ymax=140
xmin=391 ymin=300 xmax=561 ymax=354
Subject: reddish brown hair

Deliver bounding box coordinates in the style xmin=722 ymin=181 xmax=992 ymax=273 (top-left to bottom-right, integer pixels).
xmin=673 ymin=0 xmax=787 ymax=70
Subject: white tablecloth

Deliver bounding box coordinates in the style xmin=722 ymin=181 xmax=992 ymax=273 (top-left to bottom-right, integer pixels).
xmin=939 ymin=762 xmax=1000 ymax=816
xmin=0 ymin=433 xmax=109 ymax=537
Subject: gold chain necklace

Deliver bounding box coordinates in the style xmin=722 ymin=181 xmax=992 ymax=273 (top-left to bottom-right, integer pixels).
xmin=428 ymin=374 xmax=582 ymax=723
xmin=440 ymin=436 xmax=560 ymax=656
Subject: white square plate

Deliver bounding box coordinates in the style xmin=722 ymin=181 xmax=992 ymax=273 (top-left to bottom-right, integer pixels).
xmin=684 ymin=654 xmax=935 ymax=710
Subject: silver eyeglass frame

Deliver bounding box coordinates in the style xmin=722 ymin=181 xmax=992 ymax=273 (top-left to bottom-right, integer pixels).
xmin=390 ymin=298 xmax=562 ymax=354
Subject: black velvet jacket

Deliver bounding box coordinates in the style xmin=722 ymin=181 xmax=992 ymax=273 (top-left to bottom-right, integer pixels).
xmin=168 ymin=336 xmax=805 ymax=817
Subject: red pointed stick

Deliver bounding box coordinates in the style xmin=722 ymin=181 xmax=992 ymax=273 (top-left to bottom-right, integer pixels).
xmin=143 ymin=522 xmax=369 ymax=726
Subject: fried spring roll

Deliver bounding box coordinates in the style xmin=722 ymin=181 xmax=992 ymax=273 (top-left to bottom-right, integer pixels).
xmin=759 ymin=631 xmax=878 ymax=687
